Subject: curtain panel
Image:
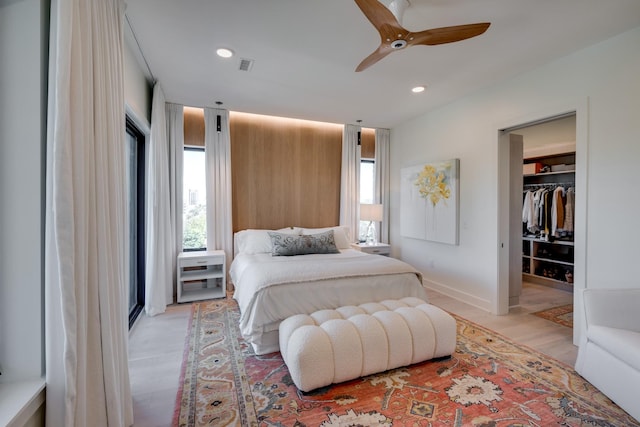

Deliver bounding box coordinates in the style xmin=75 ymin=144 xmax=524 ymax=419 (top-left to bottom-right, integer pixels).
xmin=339 ymin=124 xmax=361 ymax=242
xmin=45 ymin=0 xmax=133 ymax=425
xmin=144 ymin=86 xmax=183 ymax=315
xmin=375 ymin=128 xmax=390 ymax=244
xmin=167 ymin=103 xmax=184 ymax=300
xmin=204 ymin=108 xmax=233 ymax=276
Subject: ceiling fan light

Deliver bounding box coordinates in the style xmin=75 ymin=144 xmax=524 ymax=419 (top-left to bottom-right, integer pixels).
xmin=391 ymin=39 xmax=407 ymax=49
xmin=412 ymin=86 xmax=425 ymax=93
xmin=216 ymin=48 xmax=234 ymax=58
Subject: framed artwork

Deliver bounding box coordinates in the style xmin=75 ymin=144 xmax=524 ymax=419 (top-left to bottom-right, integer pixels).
xmin=400 ymin=159 xmax=459 ymax=245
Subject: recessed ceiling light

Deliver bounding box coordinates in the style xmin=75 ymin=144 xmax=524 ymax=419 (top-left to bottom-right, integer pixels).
xmin=216 ymin=48 xmax=234 ymax=58
xmin=412 ymin=86 xmax=426 ymax=93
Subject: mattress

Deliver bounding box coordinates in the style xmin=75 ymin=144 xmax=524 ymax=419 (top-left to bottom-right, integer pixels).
xmin=230 ymin=249 xmax=427 ymax=354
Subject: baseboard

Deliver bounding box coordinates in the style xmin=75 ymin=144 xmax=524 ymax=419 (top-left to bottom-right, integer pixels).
xmin=423 ymin=278 xmax=493 ymax=313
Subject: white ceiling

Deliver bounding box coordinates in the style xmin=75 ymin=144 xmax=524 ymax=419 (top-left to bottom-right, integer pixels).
xmin=517 ymin=115 xmax=576 ymax=150
xmin=124 ymin=0 xmax=640 ymax=129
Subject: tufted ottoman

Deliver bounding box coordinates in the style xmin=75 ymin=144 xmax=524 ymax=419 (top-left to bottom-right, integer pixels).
xmin=278 ymin=297 xmax=457 ymax=392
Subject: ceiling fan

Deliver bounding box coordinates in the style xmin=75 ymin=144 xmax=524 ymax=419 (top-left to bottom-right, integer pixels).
xmin=354 ymin=0 xmax=490 ymax=72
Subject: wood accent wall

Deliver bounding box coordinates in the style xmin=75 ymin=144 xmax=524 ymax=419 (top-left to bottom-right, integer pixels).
xmin=182 ymin=109 xmax=349 ymax=233
xmin=184 ymin=107 xmax=205 ymax=146
xmin=230 ymin=112 xmax=343 ymax=232
xmin=361 ymin=127 xmax=375 ymax=159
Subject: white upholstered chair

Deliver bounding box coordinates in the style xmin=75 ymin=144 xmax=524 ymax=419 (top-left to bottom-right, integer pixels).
xmin=574 ymin=288 xmax=640 ymax=422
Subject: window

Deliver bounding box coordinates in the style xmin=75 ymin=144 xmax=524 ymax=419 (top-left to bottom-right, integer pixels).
xmin=125 ymin=117 xmax=145 ymax=328
xmin=183 ymin=147 xmax=207 ymax=250
xmin=359 ymin=159 xmax=375 ymax=241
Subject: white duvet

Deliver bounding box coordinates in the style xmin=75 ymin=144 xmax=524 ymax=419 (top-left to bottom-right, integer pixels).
xmin=230 ymin=249 xmax=427 ymax=354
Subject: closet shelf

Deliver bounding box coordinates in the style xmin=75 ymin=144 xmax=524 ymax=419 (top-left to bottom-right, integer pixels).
xmin=524 ymin=170 xmax=575 ymax=177
xmin=530 ymin=256 xmax=573 ymax=266
xmin=522 ymin=236 xmax=574 ymax=246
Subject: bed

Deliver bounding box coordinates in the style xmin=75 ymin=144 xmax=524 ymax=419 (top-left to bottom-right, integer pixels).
xmin=230 ymin=226 xmax=428 ymax=355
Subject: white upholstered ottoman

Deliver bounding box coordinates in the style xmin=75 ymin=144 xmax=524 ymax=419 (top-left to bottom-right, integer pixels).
xmin=279 ymin=297 xmax=457 ymax=392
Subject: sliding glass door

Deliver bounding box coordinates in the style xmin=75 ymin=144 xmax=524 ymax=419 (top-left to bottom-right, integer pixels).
xmin=126 ymin=117 xmax=145 ymax=327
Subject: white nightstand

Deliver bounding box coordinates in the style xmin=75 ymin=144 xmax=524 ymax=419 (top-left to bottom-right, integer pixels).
xmin=177 ymin=250 xmax=226 ymax=302
xmin=350 ymin=242 xmax=391 ymax=256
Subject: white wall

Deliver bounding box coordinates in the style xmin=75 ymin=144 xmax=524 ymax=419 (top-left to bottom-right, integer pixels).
xmin=390 ymin=27 xmax=640 ymax=313
xmin=0 ymin=0 xmax=46 ymax=383
xmin=0 ymin=0 xmax=47 ymax=424
xmin=124 ymin=38 xmax=152 ymax=127
xmin=124 ymin=37 xmax=152 ymax=126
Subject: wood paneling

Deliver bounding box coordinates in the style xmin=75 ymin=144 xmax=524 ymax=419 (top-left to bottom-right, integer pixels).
xmin=361 ymin=127 xmax=376 ymax=159
xmin=184 ymin=107 xmax=205 ymax=147
xmin=230 ymin=112 xmax=343 ymax=232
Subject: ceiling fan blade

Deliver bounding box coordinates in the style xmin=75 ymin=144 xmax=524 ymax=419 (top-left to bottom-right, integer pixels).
xmin=353 ymin=0 xmax=409 ymax=71
xmin=354 ymin=0 xmax=403 ymax=33
xmin=356 ymin=45 xmax=394 ymax=72
xmin=352 ymin=0 xmax=490 ymax=71
xmin=409 ymin=23 xmax=491 ymax=46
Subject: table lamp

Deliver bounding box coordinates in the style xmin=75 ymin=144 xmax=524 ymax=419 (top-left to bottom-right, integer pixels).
xmin=360 ymin=203 xmax=383 ymax=245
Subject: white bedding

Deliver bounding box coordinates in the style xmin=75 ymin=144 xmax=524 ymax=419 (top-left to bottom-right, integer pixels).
xmin=230 ymin=249 xmax=427 ymax=354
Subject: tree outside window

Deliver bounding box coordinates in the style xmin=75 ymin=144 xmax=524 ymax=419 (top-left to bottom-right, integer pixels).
xmin=183 ymin=148 xmax=207 ymax=250
xmin=360 ymin=159 xmax=375 ymax=241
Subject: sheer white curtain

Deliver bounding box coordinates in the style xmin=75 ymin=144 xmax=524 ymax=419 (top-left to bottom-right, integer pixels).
xmin=340 ymin=124 xmax=361 ymax=242
xmin=145 ymin=86 xmax=183 ymax=315
xmin=204 ymin=108 xmax=233 ymax=274
xmin=45 ymin=0 xmax=133 ymax=425
xmin=167 ymin=103 xmax=184 ymax=300
xmin=375 ymin=128 xmax=391 ymax=243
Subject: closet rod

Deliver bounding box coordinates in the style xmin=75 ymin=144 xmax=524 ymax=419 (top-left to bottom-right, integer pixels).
xmin=523 ymin=183 xmax=574 ymax=188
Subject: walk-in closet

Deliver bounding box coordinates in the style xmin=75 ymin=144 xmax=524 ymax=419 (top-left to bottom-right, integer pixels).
xmin=522 ymin=151 xmax=575 ymax=292
xmin=516 ymin=114 xmax=576 ymax=307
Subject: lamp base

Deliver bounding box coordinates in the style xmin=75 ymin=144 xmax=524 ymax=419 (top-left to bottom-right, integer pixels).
xmin=365 ymin=221 xmax=377 ymax=245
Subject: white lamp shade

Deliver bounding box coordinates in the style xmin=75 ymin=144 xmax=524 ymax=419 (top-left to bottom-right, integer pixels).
xmin=360 ymin=203 xmax=383 ymax=222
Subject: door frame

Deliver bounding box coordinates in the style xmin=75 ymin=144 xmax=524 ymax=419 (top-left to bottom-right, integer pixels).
xmin=496 ymin=98 xmax=589 ymax=345
xmin=125 ymin=105 xmax=150 ymax=328
xmin=126 ymin=116 xmax=147 ymax=328
xmin=497 ymin=133 xmax=523 ymax=312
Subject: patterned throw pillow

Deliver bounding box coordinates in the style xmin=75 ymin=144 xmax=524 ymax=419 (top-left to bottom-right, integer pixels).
xmin=268 ymin=230 xmax=340 ymax=256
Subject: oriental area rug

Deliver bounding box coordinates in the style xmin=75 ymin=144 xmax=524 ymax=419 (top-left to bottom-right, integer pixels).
xmin=532 ymin=304 xmax=574 ymax=328
xmin=172 ymin=299 xmax=636 ymax=427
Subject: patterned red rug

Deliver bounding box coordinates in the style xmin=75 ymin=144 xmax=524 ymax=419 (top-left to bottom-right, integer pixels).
xmin=172 ymin=298 xmax=637 ymax=426
xmin=532 ymin=304 xmax=574 ymax=328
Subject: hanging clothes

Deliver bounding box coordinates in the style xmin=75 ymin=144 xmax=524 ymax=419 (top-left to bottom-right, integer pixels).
xmin=523 ymin=184 xmax=573 ymax=240
xmin=564 ymin=187 xmax=575 ymax=234
xmin=551 ymin=186 xmax=565 ymax=237
xmin=541 ymin=189 xmax=552 ymax=237
xmin=536 ymin=188 xmax=545 ymax=232
xmin=522 ymin=190 xmax=534 ymax=232
xmin=531 ymin=189 xmax=542 ymax=232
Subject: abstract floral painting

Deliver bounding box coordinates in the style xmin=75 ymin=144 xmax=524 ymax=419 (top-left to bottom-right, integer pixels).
xmin=400 ymin=159 xmax=459 ymax=244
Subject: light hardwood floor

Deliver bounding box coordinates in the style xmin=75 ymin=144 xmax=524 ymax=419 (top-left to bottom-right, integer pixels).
xmin=128 ymin=282 xmax=576 ymax=426
xmin=129 ymin=304 xmax=192 ymax=427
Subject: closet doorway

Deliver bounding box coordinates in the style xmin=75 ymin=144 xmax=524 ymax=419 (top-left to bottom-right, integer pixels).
xmin=497 ymin=105 xmax=587 ymax=345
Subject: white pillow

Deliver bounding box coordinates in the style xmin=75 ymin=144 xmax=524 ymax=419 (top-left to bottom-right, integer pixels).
xmin=300 ymin=226 xmax=351 ymax=249
xmin=235 ymin=228 xmax=301 ymax=255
